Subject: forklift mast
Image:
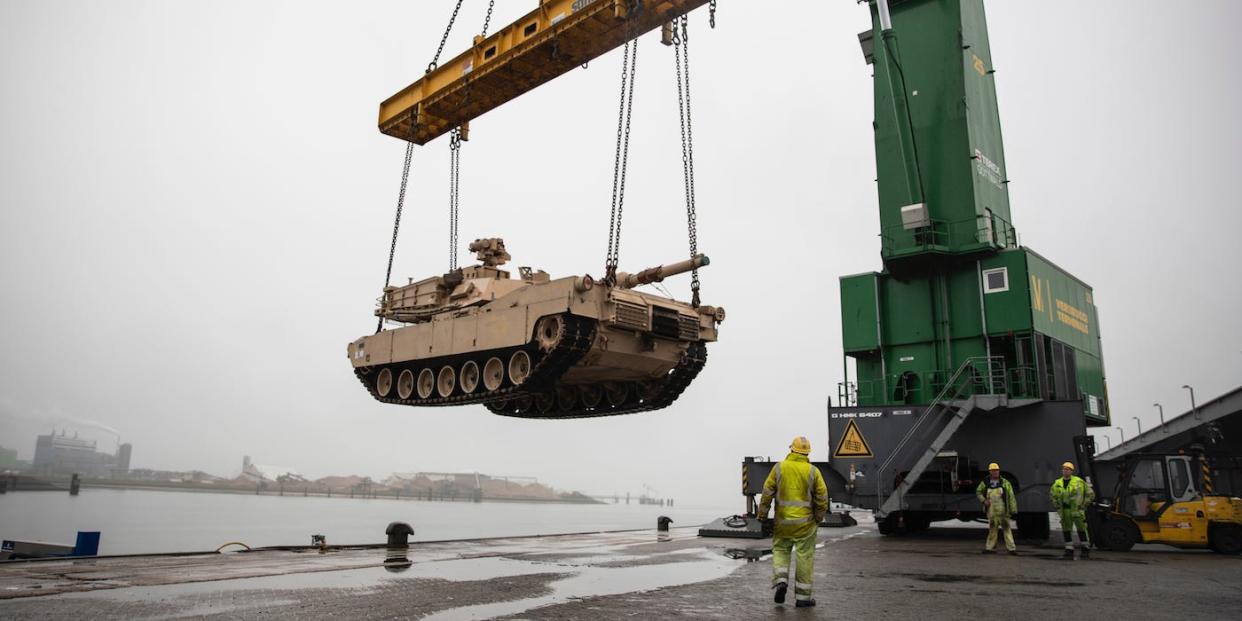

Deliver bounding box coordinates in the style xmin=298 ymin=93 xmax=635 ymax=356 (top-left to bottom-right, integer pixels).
xmin=1073 ymin=435 xmax=1103 ymax=500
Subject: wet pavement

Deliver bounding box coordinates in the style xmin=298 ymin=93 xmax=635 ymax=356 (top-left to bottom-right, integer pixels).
xmin=1 ymin=516 xmax=1239 ymax=619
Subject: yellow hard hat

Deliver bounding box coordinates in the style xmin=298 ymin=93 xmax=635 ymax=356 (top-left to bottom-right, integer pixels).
xmin=988 ymin=462 xmax=1000 ymax=471
xmin=790 ymin=436 xmax=811 ymax=455
xmin=1062 ymin=462 xmax=1075 ymax=471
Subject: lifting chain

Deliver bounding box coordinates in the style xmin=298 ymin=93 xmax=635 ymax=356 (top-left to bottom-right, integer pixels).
xmin=448 ymin=0 xmax=494 ymax=271
xmin=479 ymin=0 xmax=496 ymax=38
xmin=604 ymin=36 xmax=640 ymax=286
xmin=449 ymin=128 xmax=463 ymax=271
xmin=380 ymin=0 xmax=469 ymax=330
xmin=709 ymin=0 xmax=717 ymax=29
xmin=378 ymin=142 xmax=416 ymax=332
xmin=427 ymin=0 xmax=467 ymax=73
xmin=673 ymin=16 xmax=701 ymax=307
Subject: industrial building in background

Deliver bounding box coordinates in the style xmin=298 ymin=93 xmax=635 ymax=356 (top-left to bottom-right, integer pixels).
xmin=32 ymin=431 xmax=131 ymax=478
xmin=823 ymin=0 xmax=1110 ymax=539
xmin=0 ymin=446 xmax=19 ymax=470
xmin=239 ymin=456 xmax=304 ymax=483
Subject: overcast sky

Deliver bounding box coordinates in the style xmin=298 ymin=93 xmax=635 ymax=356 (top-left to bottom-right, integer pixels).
xmin=2 ymin=1 xmax=1240 ymax=507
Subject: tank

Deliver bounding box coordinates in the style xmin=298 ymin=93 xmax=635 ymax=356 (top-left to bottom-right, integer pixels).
xmin=348 ymin=238 xmax=724 ymax=419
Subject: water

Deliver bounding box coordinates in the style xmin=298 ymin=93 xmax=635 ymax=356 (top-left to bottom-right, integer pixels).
xmin=0 ymin=489 xmax=731 ymax=555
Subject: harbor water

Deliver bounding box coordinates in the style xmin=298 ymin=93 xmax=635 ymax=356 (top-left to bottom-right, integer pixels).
xmin=0 ymin=489 xmax=732 ymax=556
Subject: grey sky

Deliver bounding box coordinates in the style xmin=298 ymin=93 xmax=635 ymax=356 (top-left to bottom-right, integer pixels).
xmin=2 ymin=1 xmax=1239 ymax=507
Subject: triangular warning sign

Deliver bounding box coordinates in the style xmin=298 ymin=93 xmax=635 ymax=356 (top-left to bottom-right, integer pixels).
xmin=833 ymin=419 xmax=874 ymax=458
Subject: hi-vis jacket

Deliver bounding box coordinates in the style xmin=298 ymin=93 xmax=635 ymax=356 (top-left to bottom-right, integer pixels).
xmin=975 ymin=477 xmax=1018 ymax=517
xmin=1050 ymin=475 xmax=1095 ymax=513
xmin=758 ymin=453 xmax=830 ymax=539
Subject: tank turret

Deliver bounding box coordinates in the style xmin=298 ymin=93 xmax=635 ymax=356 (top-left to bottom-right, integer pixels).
xmin=349 ymin=240 xmax=722 ymax=419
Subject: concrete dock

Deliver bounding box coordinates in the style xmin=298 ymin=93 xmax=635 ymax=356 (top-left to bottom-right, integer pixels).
xmin=1 ymin=516 xmax=1239 ymax=619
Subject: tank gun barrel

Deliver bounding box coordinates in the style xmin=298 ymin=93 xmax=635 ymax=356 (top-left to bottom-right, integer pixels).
xmin=615 ymin=255 xmax=709 ymax=289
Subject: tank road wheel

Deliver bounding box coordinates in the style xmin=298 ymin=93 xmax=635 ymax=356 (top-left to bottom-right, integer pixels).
xmin=509 ymin=351 xmax=532 ymax=385
xmin=535 ymin=315 xmax=565 ymax=353
xmin=556 ymin=386 xmax=579 ymax=411
xmin=375 ymin=368 xmax=393 ymax=398
xmin=604 ymin=382 xmax=629 ymax=407
xmin=417 ymin=369 xmax=435 ymax=399
xmin=511 ymin=395 xmax=534 ymax=415
xmin=580 ymin=384 xmax=603 ymax=409
xmin=483 ymin=357 xmax=505 ymax=391
xmin=636 ymin=380 xmax=662 ymax=404
xmin=535 ymin=392 xmax=557 ymax=415
xmin=437 ymin=366 xmax=456 ymax=398
xmin=459 ymin=361 xmax=480 ymax=394
xmin=396 ymin=369 xmax=416 ymax=400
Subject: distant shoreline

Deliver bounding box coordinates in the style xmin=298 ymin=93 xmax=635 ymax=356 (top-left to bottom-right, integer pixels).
xmin=4 ymin=476 xmax=606 ymax=505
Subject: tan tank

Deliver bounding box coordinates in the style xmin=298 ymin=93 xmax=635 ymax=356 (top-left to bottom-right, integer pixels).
xmin=348 ymin=238 xmax=723 ymax=419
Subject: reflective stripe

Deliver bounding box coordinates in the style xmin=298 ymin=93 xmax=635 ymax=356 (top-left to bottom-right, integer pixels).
xmin=779 ymin=499 xmax=811 ymax=508
xmin=778 ymin=516 xmax=814 ymax=525
xmin=795 ymin=581 xmax=813 ymax=590
xmin=796 ymin=594 xmax=813 ymax=601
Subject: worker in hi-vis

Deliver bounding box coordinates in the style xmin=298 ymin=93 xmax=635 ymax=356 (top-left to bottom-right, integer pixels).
xmin=975 ymin=462 xmax=1018 ymax=555
xmin=757 ymin=436 xmax=829 ymax=608
xmin=1050 ymin=461 xmax=1095 ymax=559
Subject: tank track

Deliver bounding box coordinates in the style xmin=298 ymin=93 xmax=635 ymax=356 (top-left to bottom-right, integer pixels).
xmin=484 ymin=340 xmax=708 ymax=420
xmin=354 ymin=314 xmax=598 ymax=407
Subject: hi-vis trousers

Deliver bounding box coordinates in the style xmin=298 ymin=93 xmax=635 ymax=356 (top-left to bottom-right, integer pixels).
xmin=772 ymin=530 xmax=816 ymax=603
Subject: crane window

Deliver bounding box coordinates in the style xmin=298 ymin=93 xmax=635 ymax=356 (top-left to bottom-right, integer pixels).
xmin=982 ymin=267 xmax=1008 ymax=293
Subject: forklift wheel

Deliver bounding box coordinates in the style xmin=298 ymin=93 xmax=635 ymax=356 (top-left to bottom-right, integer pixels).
xmin=1098 ymin=518 xmax=1139 ymax=552
xmin=1209 ymin=524 xmax=1242 ymax=555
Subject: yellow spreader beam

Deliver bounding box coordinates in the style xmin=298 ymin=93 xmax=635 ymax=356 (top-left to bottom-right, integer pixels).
xmin=379 ymin=0 xmax=710 ymax=145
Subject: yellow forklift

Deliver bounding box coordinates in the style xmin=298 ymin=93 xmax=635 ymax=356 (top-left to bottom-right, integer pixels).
xmin=1074 ymin=436 xmax=1242 ymax=554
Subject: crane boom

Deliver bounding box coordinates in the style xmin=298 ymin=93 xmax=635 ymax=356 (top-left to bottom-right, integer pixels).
xmin=379 ymin=0 xmax=710 ymax=145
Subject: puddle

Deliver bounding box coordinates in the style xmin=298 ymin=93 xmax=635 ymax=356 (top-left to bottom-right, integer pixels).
xmin=420 ymin=548 xmax=741 ymax=621
xmin=894 ymin=572 xmax=1086 ymax=588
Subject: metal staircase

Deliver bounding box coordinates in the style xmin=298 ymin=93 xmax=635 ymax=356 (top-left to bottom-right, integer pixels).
xmin=874 ymin=357 xmax=1006 ymax=517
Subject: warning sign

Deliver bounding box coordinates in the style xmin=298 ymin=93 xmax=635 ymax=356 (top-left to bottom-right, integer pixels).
xmin=833 ymin=419 xmax=874 ymax=458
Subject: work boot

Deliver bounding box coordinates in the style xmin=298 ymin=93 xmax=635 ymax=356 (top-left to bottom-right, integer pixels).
xmin=1008 ymin=550 xmax=1019 ymax=556
xmin=981 ymin=549 xmax=995 ymax=554
xmin=1080 ymin=547 xmax=1090 ymax=559
xmin=773 ymin=582 xmax=787 ymax=604
xmin=1062 ymin=548 xmax=1074 ymax=559
xmin=796 ymin=599 xmax=817 ymax=608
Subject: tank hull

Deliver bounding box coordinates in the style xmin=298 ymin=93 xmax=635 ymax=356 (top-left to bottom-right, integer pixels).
xmin=349 ymin=277 xmax=716 ymax=419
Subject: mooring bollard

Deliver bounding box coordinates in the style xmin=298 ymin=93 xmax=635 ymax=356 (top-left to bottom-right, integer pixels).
xmin=657 ymin=516 xmax=673 ymax=532
xmin=386 ymin=521 xmax=415 ymax=548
